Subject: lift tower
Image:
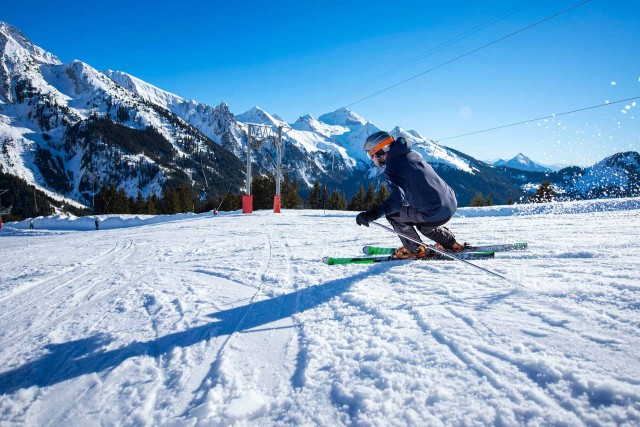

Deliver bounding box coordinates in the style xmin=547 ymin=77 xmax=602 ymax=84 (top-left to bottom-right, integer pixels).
xmin=243 ymin=124 xmax=283 ymax=214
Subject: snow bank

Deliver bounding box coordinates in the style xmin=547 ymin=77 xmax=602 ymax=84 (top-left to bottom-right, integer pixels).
xmin=4 ymin=197 xmax=638 ymax=234
xmin=4 ymin=210 xmax=243 ymax=231
xmin=457 ymin=197 xmax=640 ymax=218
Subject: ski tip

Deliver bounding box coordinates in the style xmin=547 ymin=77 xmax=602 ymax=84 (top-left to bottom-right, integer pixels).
xmin=362 ymin=245 xmax=395 ymax=256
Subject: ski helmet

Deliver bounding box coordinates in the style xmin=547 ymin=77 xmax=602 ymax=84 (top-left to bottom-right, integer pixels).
xmin=363 ymin=131 xmax=394 ymax=159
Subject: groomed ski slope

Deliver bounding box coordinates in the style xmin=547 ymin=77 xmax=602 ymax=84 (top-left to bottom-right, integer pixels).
xmin=1 ymin=198 xmax=640 ymax=426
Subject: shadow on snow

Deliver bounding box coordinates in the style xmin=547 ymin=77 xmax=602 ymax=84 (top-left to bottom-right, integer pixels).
xmin=0 ymin=270 xmax=379 ymax=395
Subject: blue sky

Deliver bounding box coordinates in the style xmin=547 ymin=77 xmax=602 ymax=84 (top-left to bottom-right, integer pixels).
xmin=4 ymin=0 xmax=639 ymax=166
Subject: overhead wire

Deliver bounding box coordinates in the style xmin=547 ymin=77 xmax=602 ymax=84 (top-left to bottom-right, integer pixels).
xmin=434 ymin=96 xmax=640 ymax=142
xmin=344 ymin=0 xmax=592 ymax=108
xmin=315 ymin=0 xmax=538 ymax=110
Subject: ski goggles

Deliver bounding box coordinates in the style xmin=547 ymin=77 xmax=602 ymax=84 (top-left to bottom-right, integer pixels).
xmin=367 ymin=135 xmax=394 ymax=159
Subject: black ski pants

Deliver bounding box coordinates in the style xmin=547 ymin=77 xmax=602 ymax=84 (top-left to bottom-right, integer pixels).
xmin=385 ymin=206 xmax=456 ymax=251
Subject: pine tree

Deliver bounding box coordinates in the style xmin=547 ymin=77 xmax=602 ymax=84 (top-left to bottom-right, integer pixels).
xmin=93 ymin=184 xmax=109 ymax=214
xmin=117 ymin=188 xmax=131 ymax=214
xmin=178 ymin=187 xmax=193 ymax=212
xmin=364 ymin=183 xmax=376 ymax=209
xmin=162 ymin=187 xmax=180 ymax=214
xmin=530 ymin=181 xmax=555 ymax=203
xmin=327 ymin=190 xmax=347 ymax=210
xmin=281 ymin=173 xmax=303 ymax=209
xmin=95 ymin=184 xmax=120 ymax=214
xmin=485 ymin=194 xmax=493 ymax=206
xmin=135 ymin=192 xmax=145 ymax=214
xmin=375 ymin=183 xmax=389 ymax=206
xmin=252 ymin=174 xmax=276 ymax=210
xmin=147 ymin=194 xmax=159 ymax=215
xmin=127 ymin=195 xmax=135 ymax=214
xmin=470 ymin=193 xmax=485 ymax=207
xmin=217 ymin=192 xmax=241 ymax=211
xmin=307 ymin=180 xmax=322 ymax=209
xmin=348 ymin=185 xmax=366 ymax=211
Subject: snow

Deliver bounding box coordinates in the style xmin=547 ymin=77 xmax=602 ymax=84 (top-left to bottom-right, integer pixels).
xmin=2 ymin=199 xmax=640 ymax=426
xmin=0 ymin=23 xmax=60 ymax=67
xmin=104 ymin=69 xmax=186 ymax=109
xmin=318 ymin=107 xmax=367 ymax=128
xmin=572 ymin=152 xmax=640 ymax=193
xmin=392 ymin=127 xmax=475 ymax=173
xmin=493 ymin=153 xmax=552 ymax=172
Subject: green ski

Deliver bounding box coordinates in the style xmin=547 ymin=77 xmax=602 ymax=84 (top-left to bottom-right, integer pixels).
xmin=363 ymin=242 xmax=527 ymax=256
xmin=323 ymin=251 xmax=495 ymax=265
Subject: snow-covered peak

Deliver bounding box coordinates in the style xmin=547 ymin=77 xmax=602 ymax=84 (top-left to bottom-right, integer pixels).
xmin=54 ymin=60 xmax=133 ymax=101
xmin=494 ymin=153 xmax=550 ymax=172
xmin=572 ymin=151 xmax=640 ymax=193
xmin=515 ymin=153 xmax=533 ymax=165
xmin=318 ymin=107 xmax=367 ymax=127
xmin=292 ymin=113 xmax=349 ymax=138
xmin=597 ymin=151 xmax=640 ymax=169
xmin=104 ymin=69 xmax=185 ymax=108
xmin=406 ymin=129 xmax=425 ymax=139
xmin=391 ymin=126 xmax=430 ymax=143
xmin=297 ymin=113 xmax=315 ymax=122
xmin=236 ymin=106 xmax=287 ymax=128
xmin=292 ymin=113 xmax=318 ymax=131
xmin=0 ymin=21 xmax=60 ymax=66
xmin=1 ymin=21 xmax=62 ymax=102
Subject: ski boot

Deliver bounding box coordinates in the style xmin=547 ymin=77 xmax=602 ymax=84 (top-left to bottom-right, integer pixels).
xmin=435 ymin=241 xmax=469 ymax=253
xmin=394 ymin=245 xmax=429 ymax=259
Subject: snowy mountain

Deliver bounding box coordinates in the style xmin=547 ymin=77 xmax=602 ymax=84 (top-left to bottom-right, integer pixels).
xmin=559 ymin=151 xmax=640 ymax=199
xmin=0 ymin=21 xmax=245 ymax=208
xmin=493 ymin=153 xmax=553 ymax=172
xmin=0 ymin=19 xmax=480 ymax=208
xmin=1 ymin=20 xmax=638 ymax=214
xmin=103 ymin=70 xmax=245 ymax=157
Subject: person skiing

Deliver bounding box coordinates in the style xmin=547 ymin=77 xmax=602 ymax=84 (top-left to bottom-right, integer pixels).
xmin=355 ymin=131 xmax=464 ymax=259
xmin=95 ymin=217 xmax=100 ymax=231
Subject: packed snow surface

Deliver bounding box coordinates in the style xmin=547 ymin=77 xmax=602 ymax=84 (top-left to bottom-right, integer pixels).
xmin=1 ymin=198 xmax=640 ymax=426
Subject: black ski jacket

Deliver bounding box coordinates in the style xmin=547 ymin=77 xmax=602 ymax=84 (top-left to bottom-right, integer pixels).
xmin=377 ymin=138 xmax=457 ymax=221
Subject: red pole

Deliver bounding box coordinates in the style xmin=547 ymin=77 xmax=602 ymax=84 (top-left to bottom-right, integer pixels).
xmin=242 ymin=195 xmax=253 ymax=214
xmin=273 ymin=195 xmax=281 ymax=213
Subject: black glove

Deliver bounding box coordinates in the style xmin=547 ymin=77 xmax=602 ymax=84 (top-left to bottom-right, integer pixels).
xmin=356 ymin=208 xmax=380 ymax=227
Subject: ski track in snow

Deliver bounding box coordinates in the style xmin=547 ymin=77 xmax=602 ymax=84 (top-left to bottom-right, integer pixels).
xmin=1 ymin=200 xmax=640 ymax=425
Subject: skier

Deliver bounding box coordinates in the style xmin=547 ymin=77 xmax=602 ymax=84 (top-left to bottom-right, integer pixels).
xmin=355 ymin=131 xmax=464 ymax=259
xmin=95 ymin=217 xmax=100 ymax=231
xmin=30 ymin=218 xmax=34 ymax=229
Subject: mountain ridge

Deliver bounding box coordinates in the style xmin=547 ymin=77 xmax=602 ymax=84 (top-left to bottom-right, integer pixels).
xmin=493 ymin=153 xmax=554 ymax=172
xmin=1 ymin=21 xmax=639 ymax=217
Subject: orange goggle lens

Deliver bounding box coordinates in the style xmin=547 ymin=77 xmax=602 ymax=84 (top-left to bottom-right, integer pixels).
xmin=368 ymin=135 xmax=394 ymax=158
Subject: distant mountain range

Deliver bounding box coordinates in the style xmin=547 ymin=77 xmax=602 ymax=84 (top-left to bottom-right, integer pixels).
xmin=1 ymin=21 xmax=639 ymax=214
xmin=491 ymin=153 xmax=560 ymax=172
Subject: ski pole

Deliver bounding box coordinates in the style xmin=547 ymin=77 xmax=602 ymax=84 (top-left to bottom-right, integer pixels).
xmin=370 ymin=221 xmax=512 ymax=282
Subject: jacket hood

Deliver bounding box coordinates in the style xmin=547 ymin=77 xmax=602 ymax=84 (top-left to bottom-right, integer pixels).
xmin=386 ymin=137 xmax=412 ymax=161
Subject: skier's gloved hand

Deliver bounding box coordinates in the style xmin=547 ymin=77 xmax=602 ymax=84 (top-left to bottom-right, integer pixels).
xmin=356 ymin=208 xmax=380 ymax=227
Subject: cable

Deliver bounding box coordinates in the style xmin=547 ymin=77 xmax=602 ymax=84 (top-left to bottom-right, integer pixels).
xmin=344 ymin=0 xmax=591 ymax=109
xmin=434 ymin=96 xmax=640 ymax=142
xmin=315 ymin=0 xmax=538 ymax=110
